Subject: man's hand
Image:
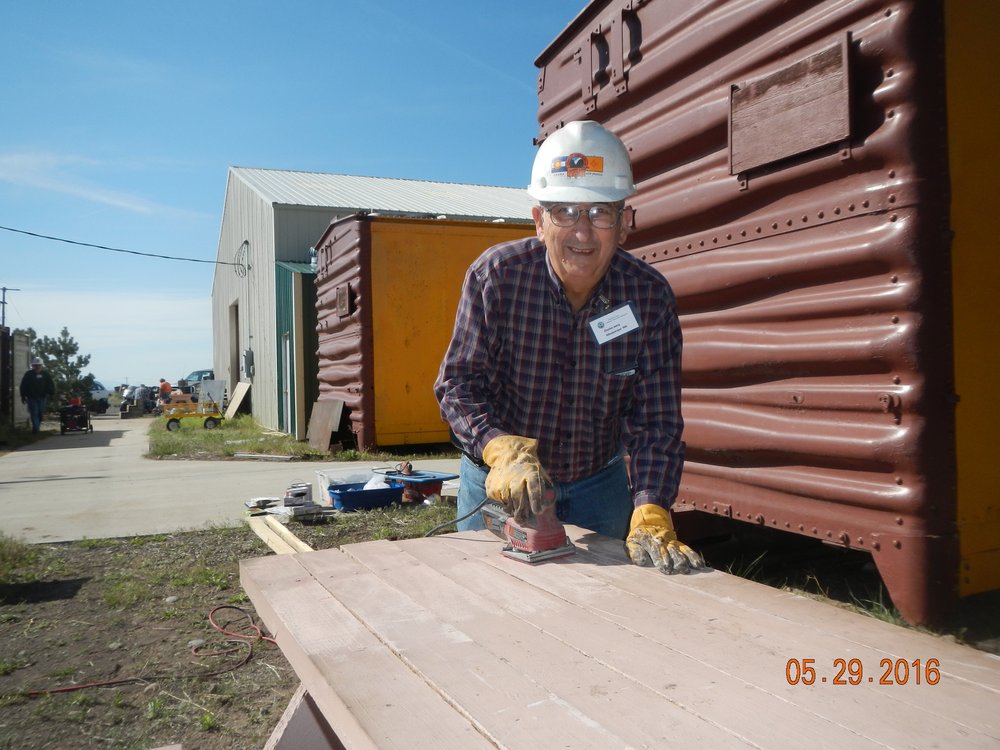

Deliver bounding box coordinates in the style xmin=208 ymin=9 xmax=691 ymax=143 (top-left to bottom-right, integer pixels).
xmin=625 ymin=504 xmax=703 ymax=574
xmin=482 ymin=435 xmax=552 ymax=523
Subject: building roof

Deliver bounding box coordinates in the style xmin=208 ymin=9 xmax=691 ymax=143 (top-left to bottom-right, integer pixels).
xmin=231 ymin=166 xmax=535 ymax=223
xmin=275 ymin=261 xmax=316 ymax=275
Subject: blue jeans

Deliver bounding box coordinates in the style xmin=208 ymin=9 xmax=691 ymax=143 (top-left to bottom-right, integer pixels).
xmin=26 ymin=397 xmax=47 ymax=433
xmin=457 ymin=454 xmax=633 ymax=539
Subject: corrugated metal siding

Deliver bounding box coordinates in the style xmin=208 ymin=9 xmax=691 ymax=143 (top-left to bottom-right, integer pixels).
xmin=232 ymin=167 xmax=536 ymax=223
xmin=315 ymin=218 xmax=373 ymax=448
xmin=213 ymin=171 xmax=278 ymax=425
xmin=536 ymin=0 xmax=957 ymax=625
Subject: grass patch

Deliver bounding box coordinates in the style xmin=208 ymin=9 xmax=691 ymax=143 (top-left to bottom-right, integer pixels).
xmin=147 ymin=414 xmax=328 ymax=460
xmin=147 ymin=412 xmax=460 ymax=464
xmin=0 ymin=535 xmax=39 ymax=582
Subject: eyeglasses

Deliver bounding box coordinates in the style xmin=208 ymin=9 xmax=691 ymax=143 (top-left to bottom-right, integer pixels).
xmin=544 ymin=204 xmax=622 ymax=230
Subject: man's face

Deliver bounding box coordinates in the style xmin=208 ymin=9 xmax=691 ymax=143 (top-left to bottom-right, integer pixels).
xmin=532 ymin=203 xmax=629 ymax=306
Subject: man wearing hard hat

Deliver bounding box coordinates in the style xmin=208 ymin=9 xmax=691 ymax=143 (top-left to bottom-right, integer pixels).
xmin=435 ymin=120 xmax=701 ymax=574
xmin=20 ymin=357 xmax=56 ymax=434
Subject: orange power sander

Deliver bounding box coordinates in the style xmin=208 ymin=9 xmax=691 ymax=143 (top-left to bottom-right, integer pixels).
xmin=480 ymin=492 xmax=576 ymax=563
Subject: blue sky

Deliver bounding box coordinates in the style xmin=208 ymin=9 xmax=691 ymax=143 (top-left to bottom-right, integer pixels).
xmin=0 ymin=1 xmax=581 ymax=387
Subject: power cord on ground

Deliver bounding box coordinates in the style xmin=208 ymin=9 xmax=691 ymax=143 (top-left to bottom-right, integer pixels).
xmin=13 ymin=605 xmax=275 ymax=698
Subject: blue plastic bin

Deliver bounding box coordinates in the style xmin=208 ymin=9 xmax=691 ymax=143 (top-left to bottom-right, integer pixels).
xmin=328 ymin=481 xmax=405 ymax=511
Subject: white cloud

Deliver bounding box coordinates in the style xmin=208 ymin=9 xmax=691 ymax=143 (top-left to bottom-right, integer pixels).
xmin=0 ymin=151 xmax=211 ymax=219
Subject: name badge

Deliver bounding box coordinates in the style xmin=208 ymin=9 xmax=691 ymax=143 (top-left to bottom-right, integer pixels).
xmin=589 ymin=302 xmax=640 ymax=344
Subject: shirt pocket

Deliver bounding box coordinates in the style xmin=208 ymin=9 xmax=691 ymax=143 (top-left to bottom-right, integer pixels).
xmin=598 ymin=359 xmax=639 ymax=415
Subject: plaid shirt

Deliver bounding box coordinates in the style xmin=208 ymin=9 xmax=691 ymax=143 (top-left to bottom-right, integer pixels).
xmin=435 ymin=236 xmax=684 ymax=508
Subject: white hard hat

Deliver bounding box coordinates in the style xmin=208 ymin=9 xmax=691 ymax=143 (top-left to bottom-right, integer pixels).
xmin=30 ymin=357 xmax=42 ymax=366
xmin=527 ymin=120 xmax=636 ymax=203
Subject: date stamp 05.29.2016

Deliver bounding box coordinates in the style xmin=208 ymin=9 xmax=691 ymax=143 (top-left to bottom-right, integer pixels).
xmin=785 ymin=658 xmax=941 ymax=686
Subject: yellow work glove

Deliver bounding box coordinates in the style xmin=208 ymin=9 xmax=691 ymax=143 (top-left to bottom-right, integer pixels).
xmin=482 ymin=435 xmax=553 ymax=523
xmin=625 ymin=504 xmax=703 ymax=574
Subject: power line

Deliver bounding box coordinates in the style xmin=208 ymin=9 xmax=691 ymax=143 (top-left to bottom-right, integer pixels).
xmin=0 ymin=224 xmax=237 ymax=266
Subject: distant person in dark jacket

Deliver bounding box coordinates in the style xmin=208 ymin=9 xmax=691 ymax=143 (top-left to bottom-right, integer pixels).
xmin=19 ymin=357 xmax=55 ymax=433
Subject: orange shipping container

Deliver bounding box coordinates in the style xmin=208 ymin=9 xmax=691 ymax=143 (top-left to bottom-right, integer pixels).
xmin=314 ymin=215 xmax=535 ymax=450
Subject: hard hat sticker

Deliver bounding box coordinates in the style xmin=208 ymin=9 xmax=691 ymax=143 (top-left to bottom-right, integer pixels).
xmin=551 ymin=153 xmax=605 ymax=178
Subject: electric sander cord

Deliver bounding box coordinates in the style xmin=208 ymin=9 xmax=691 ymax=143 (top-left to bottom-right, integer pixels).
xmin=424 ymin=499 xmax=490 ymax=537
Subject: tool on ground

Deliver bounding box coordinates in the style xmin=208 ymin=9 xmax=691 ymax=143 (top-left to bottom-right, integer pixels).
xmin=480 ymin=493 xmax=575 ymax=563
xmin=283 ymin=482 xmax=313 ymax=506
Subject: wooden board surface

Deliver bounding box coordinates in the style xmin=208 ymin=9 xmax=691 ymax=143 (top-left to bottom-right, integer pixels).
xmin=306 ymin=399 xmax=344 ymax=452
xmin=241 ymin=527 xmax=1000 ymax=749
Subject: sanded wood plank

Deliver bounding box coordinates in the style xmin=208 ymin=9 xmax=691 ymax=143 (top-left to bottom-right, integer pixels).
xmin=460 ymin=528 xmax=1000 ymax=732
xmin=240 ymin=554 xmax=494 ymax=750
xmin=298 ymin=541 xmax=755 ymax=748
xmin=573 ymin=530 xmax=1000 ymax=692
xmin=383 ymin=535 xmax=887 ymax=749
xmin=424 ymin=530 xmax=999 ymax=748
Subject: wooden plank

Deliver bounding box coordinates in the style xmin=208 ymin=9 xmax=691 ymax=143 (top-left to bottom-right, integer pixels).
xmin=240 ymin=553 xmax=495 ymax=750
xmin=262 ymin=515 xmax=314 ymax=553
xmin=247 ymin=516 xmax=299 ymax=555
xmin=425 ymin=529 xmax=1000 ymax=746
xmin=242 ymin=529 xmax=1000 ymax=749
xmin=307 ymin=399 xmax=344 ymax=452
xmin=366 ymin=536 xmax=882 ymax=749
xmin=573 ymin=531 xmax=1000 ymax=691
xmin=224 ymin=381 xmax=251 ymax=419
xmin=298 ymin=541 xmax=755 ymax=748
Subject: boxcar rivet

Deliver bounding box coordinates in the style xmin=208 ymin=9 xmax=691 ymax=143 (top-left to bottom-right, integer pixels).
xmin=891 ymin=316 xmax=899 ymax=323
xmin=896 ymin=516 xmax=904 ymax=524
xmin=893 ymin=540 xmax=902 ymax=549
xmin=891 ymin=275 xmax=899 ymax=283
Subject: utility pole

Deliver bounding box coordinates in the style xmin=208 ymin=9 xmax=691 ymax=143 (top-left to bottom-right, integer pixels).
xmin=0 ymin=287 xmax=20 ymax=328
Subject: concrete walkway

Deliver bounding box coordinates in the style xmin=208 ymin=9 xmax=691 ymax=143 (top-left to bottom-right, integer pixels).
xmin=0 ymin=414 xmax=460 ymax=544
